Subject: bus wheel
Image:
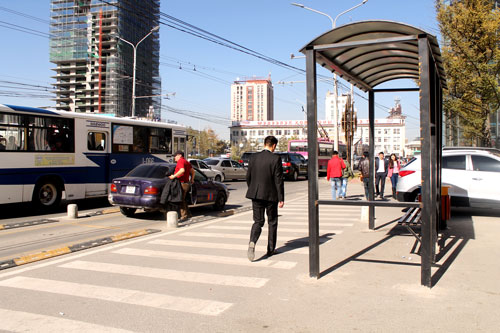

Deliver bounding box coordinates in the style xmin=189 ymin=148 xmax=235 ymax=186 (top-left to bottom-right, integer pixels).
xmin=33 ymin=180 xmax=62 ymax=209
xmin=120 ymin=207 xmax=136 ymax=217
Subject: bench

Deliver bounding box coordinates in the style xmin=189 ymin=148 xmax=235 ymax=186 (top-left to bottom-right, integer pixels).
xmin=398 ymin=206 xmax=422 ymax=243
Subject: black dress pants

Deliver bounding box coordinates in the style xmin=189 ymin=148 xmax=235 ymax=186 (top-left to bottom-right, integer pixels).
xmin=249 ymin=199 xmax=278 ymax=254
xmin=375 ymin=172 xmax=386 ymax=196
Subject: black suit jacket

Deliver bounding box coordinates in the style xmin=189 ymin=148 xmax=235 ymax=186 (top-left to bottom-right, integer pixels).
xmin=375 ymin=157 xmax=389 ymax=176
xmin=245 ymin=149 xmax=284 ymax=202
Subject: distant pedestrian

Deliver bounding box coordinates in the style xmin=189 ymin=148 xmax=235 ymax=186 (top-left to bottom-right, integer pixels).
xmin=246 ymin=136 xmax=284 ymax=262
xmin=326 ymin=150 xmax=345 ymax=200
xmin=358 ymin=151 xmax=370 ymax=200
xmin=169 ymin=150 xmax=195 ymax=222
xmin=388 ymin=153 xmax=401 ymax=198
xmin=340 ymin=151 xmax=354 ymax=199
xmin=375 ymin=151 xmax=388 ymax=199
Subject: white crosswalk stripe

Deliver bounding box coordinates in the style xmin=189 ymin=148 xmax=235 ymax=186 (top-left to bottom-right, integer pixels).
xmin=112 ymin=248 xmax=297 ymax=269
xmin=149 ymin=239 xmax=310 ymax=254
xmin=204 ymin=225 xmax=343 ymax=233
xmin=0 ymin=308 xmax=134 ymax=333
xmin=60 ymin=260 xmax=268 ymax=288
xmin=0 ymin=276 xmax=233 ymax=316
xmin=221 ymin=220 xmax=355 ymax=227
xmin=179 ymin=231 xmax=342 ymax=240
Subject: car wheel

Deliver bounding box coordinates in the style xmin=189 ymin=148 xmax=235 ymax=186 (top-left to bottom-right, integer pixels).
xmin=213 ymin=192 xmax=226 ymax=211
xmin=292 ymin=169 xmax=298 ymax=181
xmin=214 ymin=175 xmax=222 ymax=182
xmin=120 ymin=207 xmax=136 ymax=217
xmin=33 ymin=179 xmax=62 ymax=210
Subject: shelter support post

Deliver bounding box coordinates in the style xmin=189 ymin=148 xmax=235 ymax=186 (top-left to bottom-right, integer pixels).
xmin=368 ymin=90 xmax=375 ymax=229
xmin=306 ymin=47 xmax=320 ymax=278
xmin=418 ymin=36 xmax=437 ymax=287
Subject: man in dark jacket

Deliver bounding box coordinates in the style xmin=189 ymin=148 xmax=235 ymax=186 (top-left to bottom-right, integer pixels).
xmin=246 ymin=136 xmax=284 ymax=261
xmin=358 ymin=151 xmax=370 ymax=200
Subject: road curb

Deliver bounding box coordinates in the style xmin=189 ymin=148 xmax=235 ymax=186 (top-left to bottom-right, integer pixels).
xmin=0 ymin=228 xmax=160 ymax=271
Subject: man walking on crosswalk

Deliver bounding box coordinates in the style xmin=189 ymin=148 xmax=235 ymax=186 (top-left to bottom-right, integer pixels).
xmin=245 ymin=136 xmax=285 ymax=261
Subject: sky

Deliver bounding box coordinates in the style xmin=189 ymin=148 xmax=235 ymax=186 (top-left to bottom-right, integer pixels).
xmin=0 ymin=0 xmax=441 ymax=141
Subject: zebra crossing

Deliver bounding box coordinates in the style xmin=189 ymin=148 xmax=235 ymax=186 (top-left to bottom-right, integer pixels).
xmin=0 ymin=199 xmax=362 ymax=329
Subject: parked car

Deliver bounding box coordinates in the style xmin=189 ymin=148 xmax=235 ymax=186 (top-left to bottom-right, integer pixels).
xmin=189 ymin=159 xmax=224 ymax=182
xmin=396 ymin=148 xmax=500 ymax=208
xmin=108 ymin=163 xmax=229 ymax=217
xmin=274 ymin=152 xmax=308 ymax=181
xmin=204 ymin=158 xmax=247 ymax=180
xmin=239 ymin=151 xmax=257 ymax=167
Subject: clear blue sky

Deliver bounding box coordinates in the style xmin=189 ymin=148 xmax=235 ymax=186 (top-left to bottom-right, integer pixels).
xmin=0 ymin=0 xmax=440 ymax=140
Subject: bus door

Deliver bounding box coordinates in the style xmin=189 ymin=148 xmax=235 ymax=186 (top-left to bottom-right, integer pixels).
xmin=85 ymin=131 xmax=109 ymax=196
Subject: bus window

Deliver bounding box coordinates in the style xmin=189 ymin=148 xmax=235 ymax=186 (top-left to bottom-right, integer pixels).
xmin=149 ymin=128 xmax=172 ymax=154
xmin=133 ymin=126 xmax=148 ymax=153
xmin=88 ymin=132 xmax=106 ymax=151
xmin=27 ymin=116 xmax=74 ymax=152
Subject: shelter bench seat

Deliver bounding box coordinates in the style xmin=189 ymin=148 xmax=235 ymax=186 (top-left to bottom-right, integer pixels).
xmin=398 ymin=206 xmax=422 ymax=243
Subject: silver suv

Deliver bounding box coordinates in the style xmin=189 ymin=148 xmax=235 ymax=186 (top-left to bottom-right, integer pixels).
xmin=396 ymin=148 xmax=500 ymax=208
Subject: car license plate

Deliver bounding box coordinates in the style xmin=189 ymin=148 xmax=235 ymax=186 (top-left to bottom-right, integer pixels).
xmin=125 ymin=186 xmax=136 ymax=194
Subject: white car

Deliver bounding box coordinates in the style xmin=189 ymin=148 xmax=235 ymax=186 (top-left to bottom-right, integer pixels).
xmin=189 ymin=159 xmax=225 ymax=182
xmin=396 ymin=148 xmax=500 ymax=208
xmin=204 ymin=158 xmax=247 ymax=181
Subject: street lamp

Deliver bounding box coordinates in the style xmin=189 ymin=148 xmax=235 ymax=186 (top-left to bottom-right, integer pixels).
xmin=114 ymin=25 xmax=159 ymax=117
xmin=291 ymin=1 xmax=368 ymax=151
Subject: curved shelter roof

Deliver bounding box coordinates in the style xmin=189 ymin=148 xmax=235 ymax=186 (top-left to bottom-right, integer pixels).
xmin=300 ymin=20 xmax=446 ymax=91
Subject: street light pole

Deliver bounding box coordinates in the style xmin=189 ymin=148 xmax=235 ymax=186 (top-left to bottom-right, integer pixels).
xmin=291 ymin=1 xmax=368 ymax=151
xmin=115 ymin=25 xmax=159 ymax=117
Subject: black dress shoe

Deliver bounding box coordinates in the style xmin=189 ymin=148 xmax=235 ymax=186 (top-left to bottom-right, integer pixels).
xmin=266 ymin=249 xmax=277 ymax=257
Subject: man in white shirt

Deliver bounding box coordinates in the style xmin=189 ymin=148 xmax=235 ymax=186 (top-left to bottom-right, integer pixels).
xmin=374 ymin=152 xmax=388 ymax=199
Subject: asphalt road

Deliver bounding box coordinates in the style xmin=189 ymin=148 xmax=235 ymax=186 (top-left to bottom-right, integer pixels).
xmin=0 ymin=178 xmax=308 ymax=263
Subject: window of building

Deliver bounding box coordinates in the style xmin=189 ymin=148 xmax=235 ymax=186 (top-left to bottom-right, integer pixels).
xmin=258 ymin=130 xmax=264 ymax=136
xmin=394 ymin=128 xmax=400 ymax=134
xmin=276 ymin=130 xmax=282 ymax=135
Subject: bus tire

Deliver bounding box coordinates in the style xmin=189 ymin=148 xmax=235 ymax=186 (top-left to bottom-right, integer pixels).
xmin=120 ymin=207 xmax=136 ymax=217
xmin=32 ymin=179 xmax=62 ymax=210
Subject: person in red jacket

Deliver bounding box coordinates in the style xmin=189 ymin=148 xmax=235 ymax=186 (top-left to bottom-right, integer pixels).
xmin=326 ymin=150 xmax=346 ymax=200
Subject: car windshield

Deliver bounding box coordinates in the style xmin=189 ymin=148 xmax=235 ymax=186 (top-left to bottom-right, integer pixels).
xmin=126 ymin=164 xmax=171 ymax=178
xmin=205 ymin=159 xmax=219 ymax=166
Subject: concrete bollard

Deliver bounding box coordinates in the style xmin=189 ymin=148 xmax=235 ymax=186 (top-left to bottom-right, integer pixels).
xmin=67 ymin=204 xmax=78 ymax=219
xmin=166 ymin=211 xmax=178 ymax=228
xmin=361 ymin=206 xmax=369 ymax=222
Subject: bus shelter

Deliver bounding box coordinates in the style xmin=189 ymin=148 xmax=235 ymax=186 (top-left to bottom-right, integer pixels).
xmin=300 ymin=21 xmax=446 ymax=287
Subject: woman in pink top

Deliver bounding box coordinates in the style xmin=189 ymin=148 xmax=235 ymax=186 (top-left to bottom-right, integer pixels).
xmin=387 ymin=153 xmax=401 ymax=199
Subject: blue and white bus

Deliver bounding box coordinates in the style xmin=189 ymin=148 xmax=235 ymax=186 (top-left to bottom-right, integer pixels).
xmin=0 ymin=104 xmax=187 ymax=209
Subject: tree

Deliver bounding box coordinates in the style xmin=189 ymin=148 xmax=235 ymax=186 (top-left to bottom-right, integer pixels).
xmin=437 ymin=0 xmax=500 ymax=146
xmin=186 ymin=126 xmax=226 ymax=158
xmin=277 ymin=136 xmax=289 ymax=152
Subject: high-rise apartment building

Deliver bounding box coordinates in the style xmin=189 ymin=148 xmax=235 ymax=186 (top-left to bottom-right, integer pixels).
xmin=230 ymin=76 xmax=274 ymax=122
xmin=325 ymin=91 xmax=350 ymax=121
xmin=50 ymin=0 xmax=161 ymax=118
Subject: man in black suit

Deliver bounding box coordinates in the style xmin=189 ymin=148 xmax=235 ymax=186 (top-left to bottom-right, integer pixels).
xmin=246 ymin=136 xmax=285 ymax=261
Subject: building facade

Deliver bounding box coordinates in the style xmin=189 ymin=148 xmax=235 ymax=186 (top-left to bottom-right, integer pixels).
xmin=50 ymin=0 xmax=161 ymax=118
xmin=230 ymin=117 xmax=407 ymax=156
xmin=230 ymin=76 xmax=274 ymax=122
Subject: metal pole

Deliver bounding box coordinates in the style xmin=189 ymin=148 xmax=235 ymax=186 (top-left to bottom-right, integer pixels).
xmin=131 ymin=45 xmax=137 ymax=117
xmin=334 ymin=74 xmax=339 ymax=150
xmin=306 ymin=46 xmax=319 ymax=278
xmin=368 ymin=90 xmax=375 ymax=230
xmin=419 ymin=36 xmax=433 ymax=287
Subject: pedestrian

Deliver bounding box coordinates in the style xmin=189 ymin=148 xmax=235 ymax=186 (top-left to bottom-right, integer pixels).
xmin=326 ymin=150 xmax=346 ymax=200
xmin=246 ymin=136 xmax=284 ymax=261
xmin=169 ymin=150 xmax=195 ymax=222
xmin=388 ymin=153 xmax=401 ymax=198
xmin=375 ymin=151 xmax=388 ymax=199
xmin=358 ymin=151 xmax=370 ymax=200
xmin=340 ymin=151 xmax=354 ymax=199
